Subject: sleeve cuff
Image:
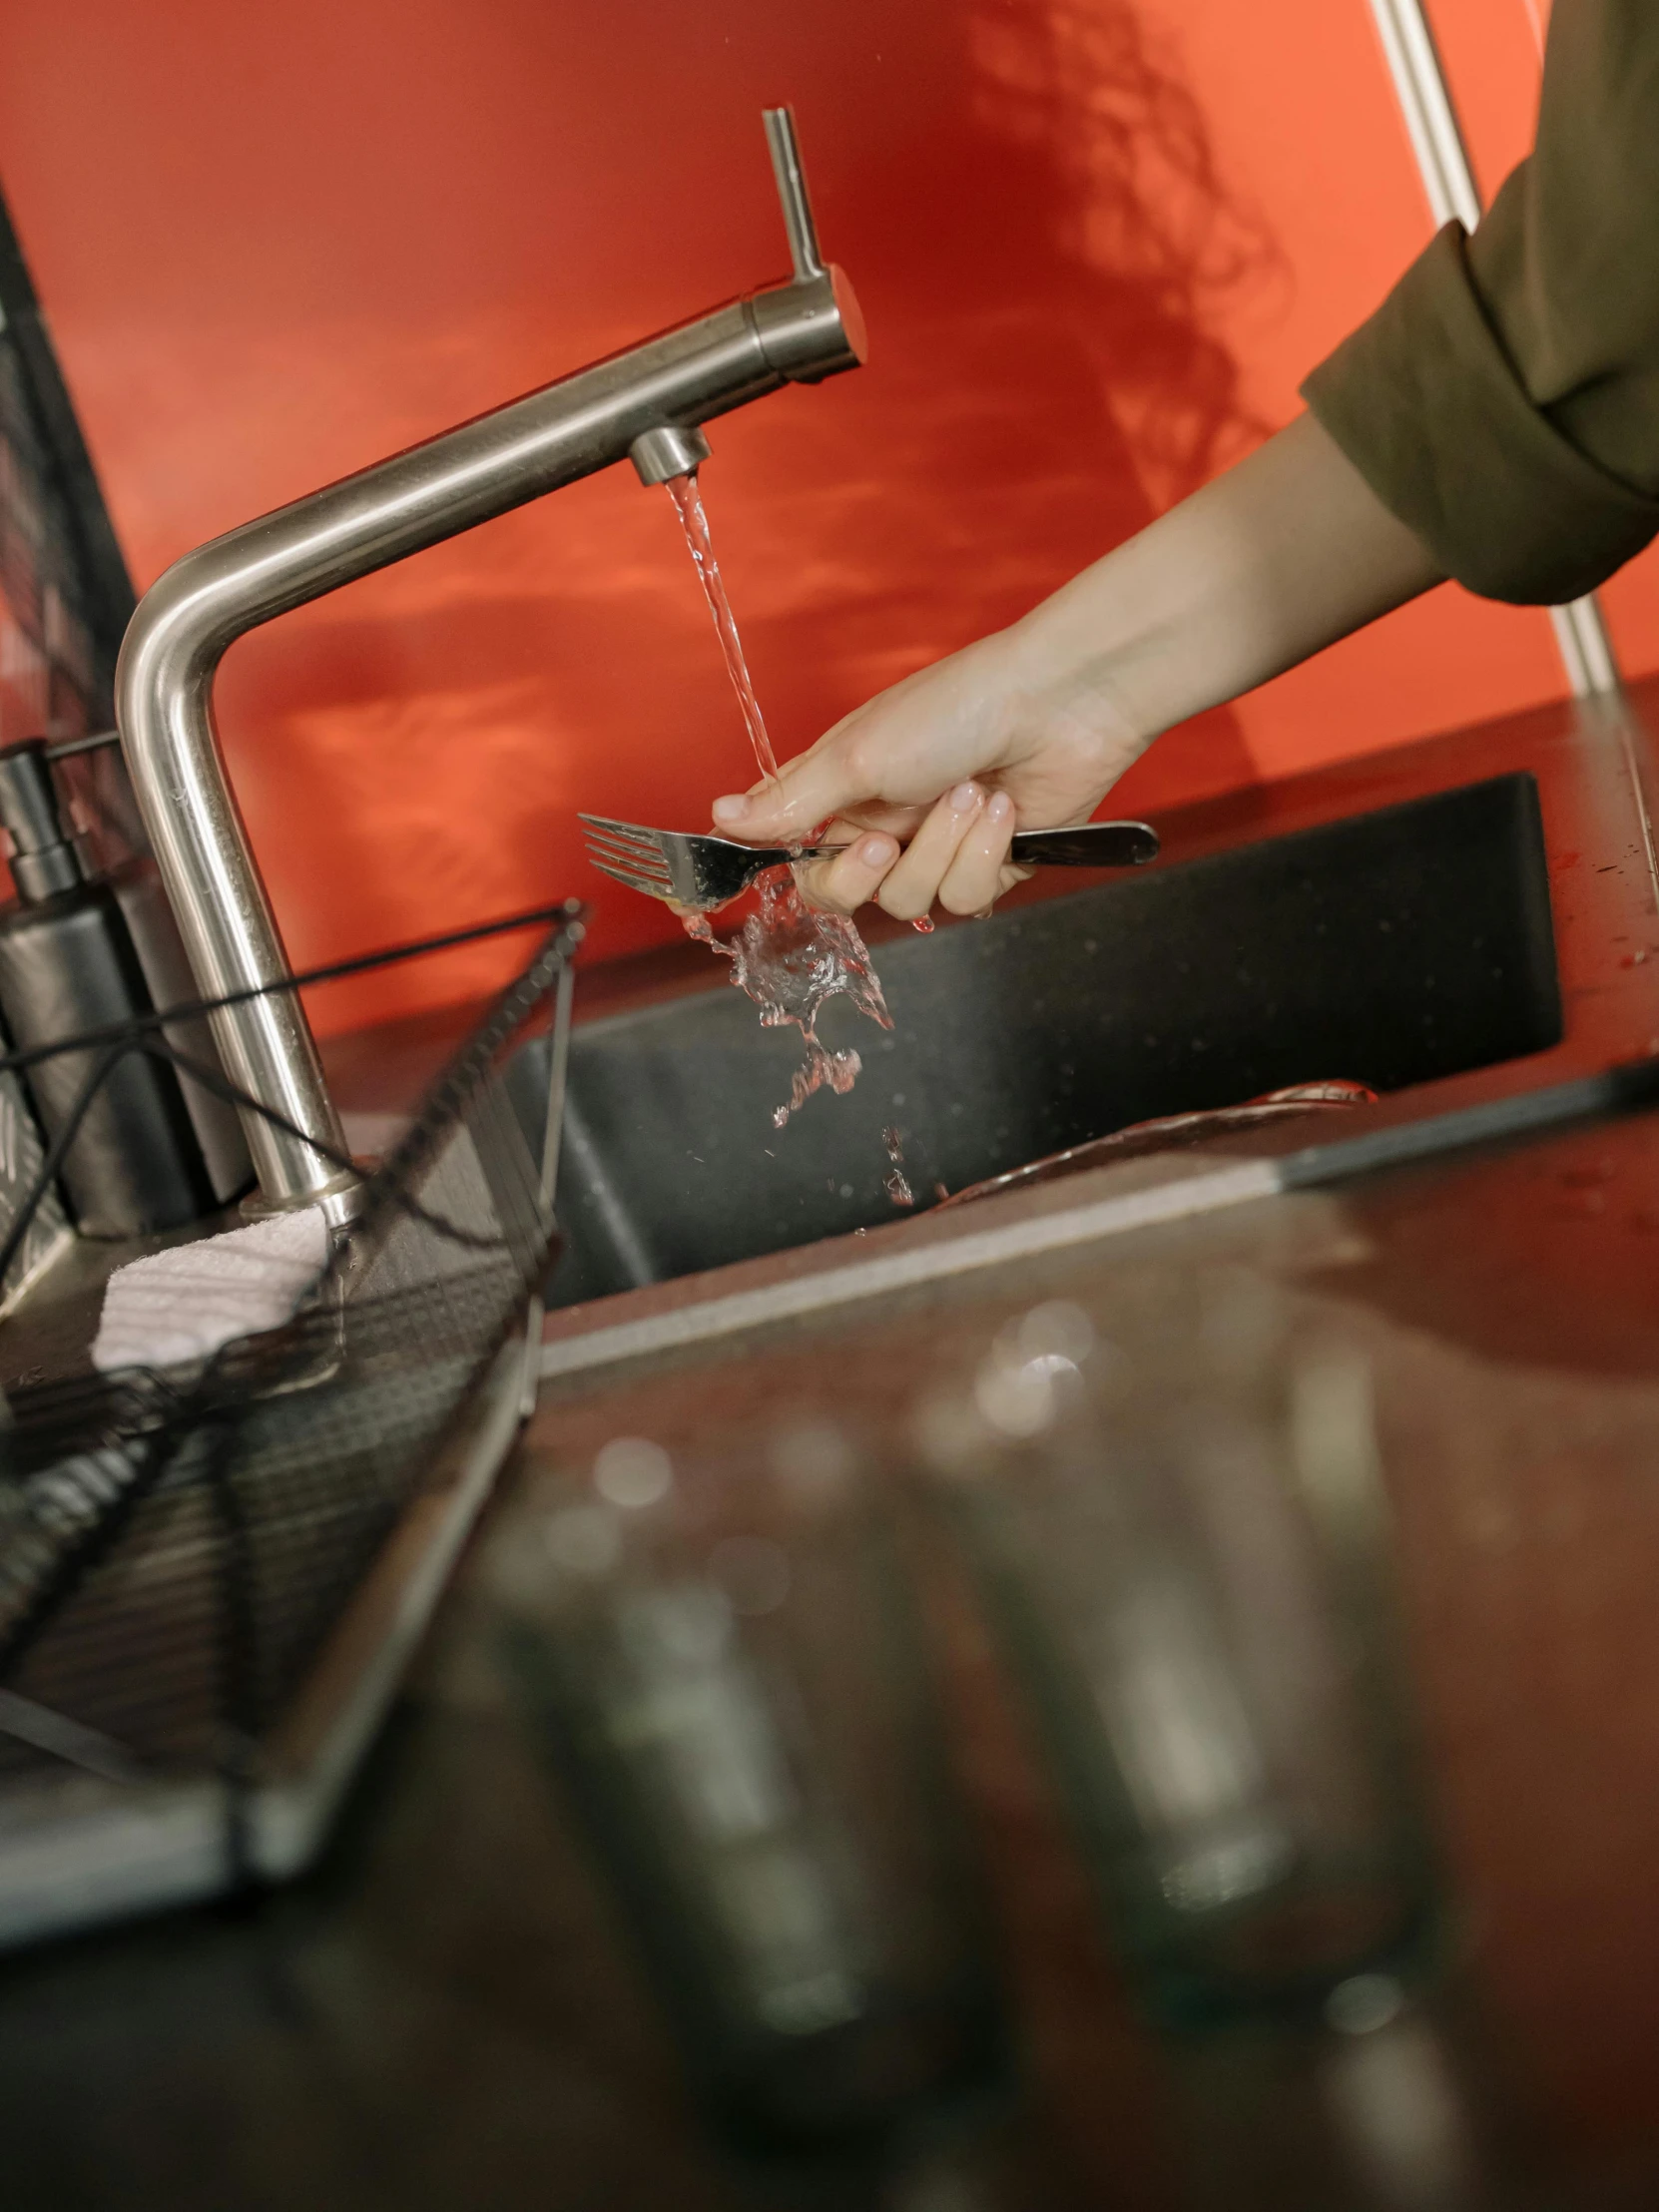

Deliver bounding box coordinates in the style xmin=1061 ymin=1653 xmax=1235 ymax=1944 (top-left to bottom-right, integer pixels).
xmin=1301 ymin=223 xmax=1659 ymax=605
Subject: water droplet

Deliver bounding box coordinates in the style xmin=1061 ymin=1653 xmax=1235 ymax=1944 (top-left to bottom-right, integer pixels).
xmin=593 ymin=1437 xmax=673 ymax=1509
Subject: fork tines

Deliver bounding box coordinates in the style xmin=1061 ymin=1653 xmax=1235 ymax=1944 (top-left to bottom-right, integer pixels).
xmin=578 ymin=813 xmax=677 ymax=899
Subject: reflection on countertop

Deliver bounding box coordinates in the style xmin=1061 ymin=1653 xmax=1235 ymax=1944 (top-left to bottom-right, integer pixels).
xmin=5 ymin=1088 xmax=1657 ymax=2204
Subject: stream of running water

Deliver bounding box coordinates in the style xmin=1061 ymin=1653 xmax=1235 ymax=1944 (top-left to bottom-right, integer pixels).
xmin=666 ymin=473 xmax=894 ymax=1128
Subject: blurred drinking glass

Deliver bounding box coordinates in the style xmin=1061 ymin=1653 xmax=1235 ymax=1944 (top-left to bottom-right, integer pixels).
xmin=917 ymin=1276 xmax=1438 ymax=2035
xmin=490 ymin=1418 xmax=1007 ymax=2160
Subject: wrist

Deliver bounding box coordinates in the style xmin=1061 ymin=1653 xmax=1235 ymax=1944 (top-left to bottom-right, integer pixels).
xmin=1000 ymin=599 xmax=1160 ymax=781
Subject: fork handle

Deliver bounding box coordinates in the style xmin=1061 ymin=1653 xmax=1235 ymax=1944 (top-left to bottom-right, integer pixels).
xmin=1009 ymin=821 xmax=1159 ymax=866
xmin=801 ymin=820 xmax=1159 ymax=869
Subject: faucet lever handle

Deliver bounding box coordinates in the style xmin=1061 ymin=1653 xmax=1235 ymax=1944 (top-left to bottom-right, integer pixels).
xmin=763 ymin=106 xmax=827 ymax=283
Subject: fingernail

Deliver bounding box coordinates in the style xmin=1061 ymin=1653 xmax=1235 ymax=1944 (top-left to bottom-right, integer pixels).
xmin=713 ymin=795 xmax=750 ymax=824
xmin=987 ymin=792 xmax=1014 ymax=824
xmin=948 ymin=782 xmax=980 ymax=812
xmin=858 ymin=835 xmax=892 ymax=867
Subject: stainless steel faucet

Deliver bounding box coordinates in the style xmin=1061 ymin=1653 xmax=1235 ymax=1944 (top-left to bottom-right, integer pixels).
xmin=115 ymin=107 xmax=863 ymax=1215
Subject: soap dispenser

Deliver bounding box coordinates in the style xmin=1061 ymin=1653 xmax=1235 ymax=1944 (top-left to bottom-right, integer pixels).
xmin=0 ymin=738 xmax=217 ymax=1238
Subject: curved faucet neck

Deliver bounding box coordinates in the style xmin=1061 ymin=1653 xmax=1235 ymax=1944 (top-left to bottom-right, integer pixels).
xmin=117 ymin=242 xmax=862 ymax=1210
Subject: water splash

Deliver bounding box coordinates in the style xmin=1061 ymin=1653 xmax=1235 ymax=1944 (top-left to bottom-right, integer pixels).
xmin=882 ymin=1126 xmax=915 ymax=1209
xmin=685 ymin=867 xmax=892 ymax=1127
xmin=666 ymin=473 xmax=781 ymax=789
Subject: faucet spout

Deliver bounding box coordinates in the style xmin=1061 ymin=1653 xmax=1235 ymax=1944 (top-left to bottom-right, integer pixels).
xmin=115 ymin=108 xmax=862 ymax=1212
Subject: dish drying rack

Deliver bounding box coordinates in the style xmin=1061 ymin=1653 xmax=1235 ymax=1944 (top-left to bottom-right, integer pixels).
xmin=0 ymin=900 xmax=583 ymax=1948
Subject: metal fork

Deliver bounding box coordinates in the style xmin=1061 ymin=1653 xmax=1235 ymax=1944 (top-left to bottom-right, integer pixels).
xmin=579 ymin=812 xmax=1160 ymax=911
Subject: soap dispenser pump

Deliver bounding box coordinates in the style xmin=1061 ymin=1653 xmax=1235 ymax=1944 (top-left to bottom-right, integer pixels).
xmin=0 ymin=738 xmax=216 ymax=1238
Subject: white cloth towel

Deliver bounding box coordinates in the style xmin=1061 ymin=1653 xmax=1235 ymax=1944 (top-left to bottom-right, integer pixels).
xmin=92 ymin=1206 xmax=329 ymax=1374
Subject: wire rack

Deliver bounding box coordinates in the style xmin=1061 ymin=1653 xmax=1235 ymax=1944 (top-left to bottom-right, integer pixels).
xmin=0 ymin=900 xmax=582 ymax=1909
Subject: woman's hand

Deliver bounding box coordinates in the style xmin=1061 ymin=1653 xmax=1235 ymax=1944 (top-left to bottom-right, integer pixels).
xmin=711 ymin=415 xmax=1443 ymax=921
xmin=711 ymin=624 xmax=1148 ymax=918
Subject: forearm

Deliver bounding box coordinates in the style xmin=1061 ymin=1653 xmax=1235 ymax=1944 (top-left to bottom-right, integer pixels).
xmin=714 ymin=412 xmax=1444 ymax=920
xmin=1004 ymin=411 xmax=1445 ymax=758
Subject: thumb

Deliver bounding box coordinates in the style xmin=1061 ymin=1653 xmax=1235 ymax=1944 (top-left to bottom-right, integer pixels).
xmin=712 ymin=732 xmax=870 ymax=846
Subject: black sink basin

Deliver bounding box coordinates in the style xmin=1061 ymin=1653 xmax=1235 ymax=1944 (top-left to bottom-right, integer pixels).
xmin=530 ymin=774 xmax=1560 ymax=1308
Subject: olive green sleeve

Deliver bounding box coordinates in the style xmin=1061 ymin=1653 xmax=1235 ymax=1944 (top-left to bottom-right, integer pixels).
xmin=1302 ymin=0 xmax=1659 ymax=606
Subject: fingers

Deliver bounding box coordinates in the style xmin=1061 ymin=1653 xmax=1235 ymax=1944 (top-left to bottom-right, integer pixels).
xmin=794 ymin=830 xmax=899 ymax=914
xmin=937 ymin=791 xmax=1019 ymax=916
xmin=871 ymin=783 xmax=988 ymax=920
xmin=795 ymin=790 xmax=1028 ymax=922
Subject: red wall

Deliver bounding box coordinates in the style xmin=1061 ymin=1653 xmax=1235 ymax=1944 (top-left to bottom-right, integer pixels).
xmin=0 ymin=0 xmax=1650 ymax=1031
